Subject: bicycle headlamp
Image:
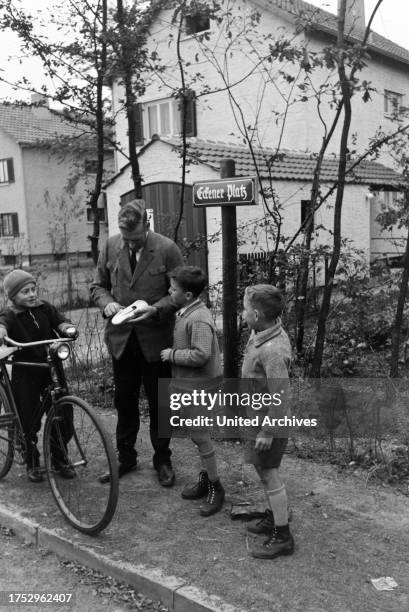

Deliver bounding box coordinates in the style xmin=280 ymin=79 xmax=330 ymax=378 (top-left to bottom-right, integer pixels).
xmin=56 ymin=343 xmax=70 ymax=360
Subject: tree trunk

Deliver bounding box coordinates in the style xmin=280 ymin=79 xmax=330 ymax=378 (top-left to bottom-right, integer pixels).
xmin=116 ymin=0 xmax=142 ymax=199
xmin=87 ymin=0 xmax=107 ymax=265
xmin=390 ymin=189 xmax=409 ymax=377
xmin=310 ymin=0 xmax=352 ymax=377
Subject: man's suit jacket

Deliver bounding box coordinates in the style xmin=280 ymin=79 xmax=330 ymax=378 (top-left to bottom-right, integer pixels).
xmin=90 ymin=230 xmax=184 ymax=361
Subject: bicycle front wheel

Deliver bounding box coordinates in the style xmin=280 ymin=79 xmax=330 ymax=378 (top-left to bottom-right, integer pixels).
xmin=43 ymin=396 xmax=118 ymax=535
xmin=0 ymin=382 xmax=15 ymax=479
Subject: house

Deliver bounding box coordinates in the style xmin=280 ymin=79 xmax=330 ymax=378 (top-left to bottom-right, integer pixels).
xmin=105 ymin=0 xmax=409 ymax=286
xmin=0 ymin=98 xmax=113 ymax=267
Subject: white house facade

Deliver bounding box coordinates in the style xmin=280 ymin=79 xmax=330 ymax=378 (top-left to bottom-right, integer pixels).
xmin=105 ymin=0 xmax=409 ymax=285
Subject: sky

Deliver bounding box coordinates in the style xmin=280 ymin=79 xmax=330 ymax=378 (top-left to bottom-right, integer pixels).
xmin=0 ymin=0 xmax=408 ymax=103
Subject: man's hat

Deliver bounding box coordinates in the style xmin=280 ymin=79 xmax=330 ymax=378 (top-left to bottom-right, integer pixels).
xmin=118 ymin=199 xmax=146 ymax=231
xmin=3 ymin=269 xmax=36 ymax=300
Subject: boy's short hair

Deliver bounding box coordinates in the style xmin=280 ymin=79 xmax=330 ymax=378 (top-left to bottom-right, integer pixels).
xmin=245 ymin=284 xmax=284 ymax=321
xmin=169 ymin=266 xmax=207 ymax=297
xmin=118 ymin=199 xmax=147 ymax=231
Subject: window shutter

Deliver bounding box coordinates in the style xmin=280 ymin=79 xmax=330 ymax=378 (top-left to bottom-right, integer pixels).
xmin=133 ymin=103 xmax=144 ymax=146
xmin=11 ymin=213 xmax=19 ymax=237
xmin=6 ymin=158 xmax=14 ymax=183
xmin=181 ymin=90 xmax=197 ymax=137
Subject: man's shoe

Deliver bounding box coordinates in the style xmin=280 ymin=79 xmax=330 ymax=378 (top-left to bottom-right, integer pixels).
xmin=56 ymin=464 xmax=76 ymax=479
xmin=27 ymin=468 xmax=44 ymax=483
xmin=251 ymin=527 xmax=294 ymax=559
xmin=199 ymin=479 xmax=225 ymax=516
xmin=99 ymin=462 xmax=136 ymax=484
xmin=247 ymin=509 xmax=275 ymax=535
xmin=181 ymin=471 xmax=209 ymax=499
xmin=157 ymin=464 xmax=175 ymax=487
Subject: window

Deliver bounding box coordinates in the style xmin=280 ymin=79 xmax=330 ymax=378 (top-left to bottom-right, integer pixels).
xmin=86 ymin=207 xmax=106 ymax=223
xmin=301 ymin=200 xmax=314 ymax=230
xmin=145 ymin=99 xmax=181 ymax=139
xmin=384 ymin=90 xmax=403 ymax=116
xmin=0 ymin=213 xmax=19 ymax=237
xmin=3 ymin=255 xmax=16 ymax=266
xmin=185 ymin=12 xmax=210 ymax=35
xmin=0 ymin=159 xmax=15 ymax=184
xmin=84 ymin=159 xmax=98 ymax=174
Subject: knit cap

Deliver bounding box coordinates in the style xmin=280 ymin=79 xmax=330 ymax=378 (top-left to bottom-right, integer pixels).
xmin=118 ymin=199 xmax=146 ymax=231
xmin=3 ymin=269 xmax=36 ymax=300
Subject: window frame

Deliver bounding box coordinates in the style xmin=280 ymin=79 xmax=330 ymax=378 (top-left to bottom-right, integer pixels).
xmin=86 ymin=206 xmax=106 ymax=224
xmin=143 ymin=98 xmax=181 ymax=139
xmin=184 ymin=12 xmax=211 ymax=36
xmin=0 ymin=158 xmax=15 ymax=185
xmin=0 ymin=213 xmax=19 ymax=237
xmin=384 ymin=90 xmax=403 ymax=116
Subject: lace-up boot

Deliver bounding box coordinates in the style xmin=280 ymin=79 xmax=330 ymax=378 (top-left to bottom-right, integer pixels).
xmin=251 ymin=527 xmax=294 ymax=559
xmin=246 ymin=509 xmax=275 ymax=535
xmin=199 ymin=479 xmax=225 ymax=516
xmin=181 ymin=470 xmax=209 ymax=499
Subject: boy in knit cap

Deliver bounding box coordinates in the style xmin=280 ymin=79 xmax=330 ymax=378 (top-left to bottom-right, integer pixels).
xmin=0 ymin=270 xmax=78 ymax=482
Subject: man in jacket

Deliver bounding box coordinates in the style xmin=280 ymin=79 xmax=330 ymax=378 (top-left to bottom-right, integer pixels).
xmin=91 ymin=198 xmax=184 ymax=486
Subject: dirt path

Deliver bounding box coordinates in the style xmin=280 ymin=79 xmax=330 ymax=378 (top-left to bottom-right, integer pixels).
xmin=1 ymin=411 xmax=408 ymax=612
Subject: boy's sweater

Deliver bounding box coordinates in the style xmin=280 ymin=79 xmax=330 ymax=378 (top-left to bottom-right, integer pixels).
xmin=169 ymin=301 xmax=222 ymax=385
xmin=241 ymin=319 xmax=292 ymax=434
xmin=0 ymin=300 xmax=69 ymax=362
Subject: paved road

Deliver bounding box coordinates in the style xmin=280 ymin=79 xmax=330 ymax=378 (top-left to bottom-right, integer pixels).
xmin=0 ymin=527 xmax=167 ymax=612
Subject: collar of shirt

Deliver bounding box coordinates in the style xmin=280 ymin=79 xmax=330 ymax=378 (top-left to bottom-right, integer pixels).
xmin=177 ymin=298 xmax=201 ymax=317
xmin=129 ymin=245 xmax=144 ymax=262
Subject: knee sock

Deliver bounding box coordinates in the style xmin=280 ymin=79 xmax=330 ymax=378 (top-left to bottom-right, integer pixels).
xmin=266 ymin=484 xmax=288 ymax=527
xmin=192 ymin=434 xmax=219 ymax=481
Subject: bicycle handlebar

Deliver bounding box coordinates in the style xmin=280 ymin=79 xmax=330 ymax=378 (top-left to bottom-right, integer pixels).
xmin=5 ymin=336 xmax=75 ymax=348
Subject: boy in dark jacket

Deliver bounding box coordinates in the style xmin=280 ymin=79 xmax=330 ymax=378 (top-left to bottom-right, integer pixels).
xmin=0 ymin=270 xmax=78 ymax=482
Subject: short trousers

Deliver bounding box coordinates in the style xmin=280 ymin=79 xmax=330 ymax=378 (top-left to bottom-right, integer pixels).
xmin=244 ymin=437 xmax=288 ymax=469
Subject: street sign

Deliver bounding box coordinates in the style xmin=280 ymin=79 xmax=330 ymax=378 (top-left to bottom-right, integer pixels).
xmin=193 ymin=176 xmax=256 ymax=207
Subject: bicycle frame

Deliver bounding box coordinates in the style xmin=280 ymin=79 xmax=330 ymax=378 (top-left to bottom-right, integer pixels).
xmin=0 ymin=338 xmax=74 ymax=460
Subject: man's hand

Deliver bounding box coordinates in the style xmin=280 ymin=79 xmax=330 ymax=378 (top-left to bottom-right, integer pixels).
xmin=0 ymin=327 xmax=7 ymax=346
xmin=127 ymin=305 xmax=158 ymax=323
xmin=104 ymin=302 xmax=123 ymax=318
xmin=160 ymin=349 xmax=172 ymax=362
xmin=255 ymin=432 xmax=273 ymax=451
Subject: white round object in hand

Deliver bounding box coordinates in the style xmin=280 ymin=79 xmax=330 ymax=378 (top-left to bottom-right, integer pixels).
xmin=111 ymin=300 xmax=150 ymax=325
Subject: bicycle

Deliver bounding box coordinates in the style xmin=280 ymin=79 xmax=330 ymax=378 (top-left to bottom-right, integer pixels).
xmin=0 ymin=335 xmax=119 ymax=535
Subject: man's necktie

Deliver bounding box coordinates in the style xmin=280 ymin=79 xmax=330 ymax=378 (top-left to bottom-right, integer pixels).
xmin=129 ymin=248 xmax=137 ymax=273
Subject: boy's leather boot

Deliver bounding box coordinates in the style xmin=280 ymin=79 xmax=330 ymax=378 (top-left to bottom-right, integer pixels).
xmin=251 ymin=527 xmax=294 ymax=559
xmin=199 ymin=479 xmax=225 ymax=516
xmin=246 ymin=509 xmax=275 ymax=535
xmin=181 ymin=470 xmax=209 ymax=499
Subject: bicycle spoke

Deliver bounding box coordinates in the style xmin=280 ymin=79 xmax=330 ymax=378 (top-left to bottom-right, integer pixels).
xmin=43 ymin=396 xmax=118 ymax=535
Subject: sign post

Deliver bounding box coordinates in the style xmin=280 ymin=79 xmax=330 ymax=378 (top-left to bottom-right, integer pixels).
xmin=220 ymin=160 xmax=238 ymax=378
xmin=193 ymin=163 xmax=256 ymax=378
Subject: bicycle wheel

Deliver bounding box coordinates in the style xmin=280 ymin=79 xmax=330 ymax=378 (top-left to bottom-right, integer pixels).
xmin=0 ymin=382 xmax=15 ymax=479
xmin=43 ymin=396 xmax=118 ymax=535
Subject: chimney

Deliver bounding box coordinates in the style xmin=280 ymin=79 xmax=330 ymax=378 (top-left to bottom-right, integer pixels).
xmin=31 ymin=93 xmax=49 ymax=107
xmin=338 ymin=0 xmax=366 ymax=34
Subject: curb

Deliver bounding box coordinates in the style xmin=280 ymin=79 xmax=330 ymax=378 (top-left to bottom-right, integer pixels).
xmin=0 ymin=503 xmax=243 ymax=612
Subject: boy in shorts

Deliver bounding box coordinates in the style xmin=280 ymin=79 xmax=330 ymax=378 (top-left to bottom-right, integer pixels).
xmin=161 ymin=266 xmax=224 ymax=516
xmin=241 ymin=284 xmax=294 ymax=559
